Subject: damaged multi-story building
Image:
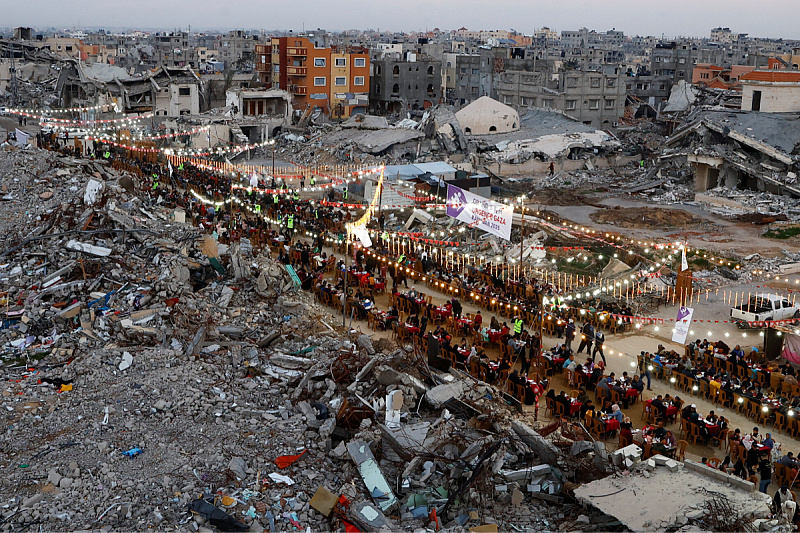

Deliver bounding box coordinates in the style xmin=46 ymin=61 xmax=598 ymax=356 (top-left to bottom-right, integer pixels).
xmin=450 ymin=48 xmax=625 ymax=129
xmin=666 ymin=108 xmax=800 ymax=198
xmin=259 ymin=36 xmax=370 ymax=120
xmin=56 ymin=62 xmax=202 ymax=117
xmin=370 ymin=50 xmax=442 ymax=114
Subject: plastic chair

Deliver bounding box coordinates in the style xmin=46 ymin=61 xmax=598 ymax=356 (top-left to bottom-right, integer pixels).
xmin=706 ymin=457 xmax=721 ymax=468
xmin=688 ymin=423 xmax=702 ymax=445
xmin=544 ymin=396 xmax=556 ymax=417
xmin=676 ymin=440 xmax=689 ymax=462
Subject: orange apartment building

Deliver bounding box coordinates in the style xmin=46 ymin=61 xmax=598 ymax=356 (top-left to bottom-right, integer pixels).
xmin=692 ymin=63 xmax=755 ymax=90
xmin=255 ymin=37 xmax=369 ymax=119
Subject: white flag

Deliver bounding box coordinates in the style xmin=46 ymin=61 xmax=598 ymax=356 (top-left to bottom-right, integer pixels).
xmin=168 ymin=160 xmax=174 ymax=177
xmin=681 ymin=247 xmax=688 ymax=272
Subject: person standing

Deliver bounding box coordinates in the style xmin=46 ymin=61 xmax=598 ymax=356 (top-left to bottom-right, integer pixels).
xmin=577 ymin=322 xmax=594 ymax=354
xmin=759 ymin=453 xmax=773 ymax=494
xmin=592 ymin=330 xmax=606 ymax=364
xmin=565 ymin=320 xmax=576 ymax=351
xmin=548 ymin=161 xmax=554 ymax=176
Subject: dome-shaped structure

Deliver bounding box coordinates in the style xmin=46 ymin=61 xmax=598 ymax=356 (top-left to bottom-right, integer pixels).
xmin=455 ymin=96 xmax=520 ymax=135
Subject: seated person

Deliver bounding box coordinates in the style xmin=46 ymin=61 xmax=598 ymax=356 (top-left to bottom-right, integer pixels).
xmin=610 ymin=404 xmax=624 ymax=423
xmin=576 ymin=388 xmax=589 ymax=405
xmin=620 ymin=417 xmax=633 ymax=443
xmin=580 ymin=399 xmax=596 ymax=419
xmin=652 ymin=438 xmax=671 ymax=456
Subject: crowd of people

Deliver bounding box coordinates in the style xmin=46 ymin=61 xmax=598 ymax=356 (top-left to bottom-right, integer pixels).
xmin=38 ymin=139 xmax=800 ymax=521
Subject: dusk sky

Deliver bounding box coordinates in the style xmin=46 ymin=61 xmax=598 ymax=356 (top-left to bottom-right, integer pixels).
xmin=6 ymin=0 xmax=798 ymax=40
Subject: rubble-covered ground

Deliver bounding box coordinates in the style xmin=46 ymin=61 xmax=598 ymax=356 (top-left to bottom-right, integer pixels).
xmin=0 ymin=145 xmax=625 ymax=532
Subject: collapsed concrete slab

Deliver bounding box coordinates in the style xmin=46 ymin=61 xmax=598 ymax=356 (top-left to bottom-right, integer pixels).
xmin=574 ymin=460 xmax=774 ymax=532
xmin=425 ymin=380 xmax=465 ymax=408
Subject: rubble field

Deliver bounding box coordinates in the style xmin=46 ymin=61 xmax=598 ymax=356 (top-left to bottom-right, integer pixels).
xmin=0 ymin=144 xmax=624 ymax=532
xmin=590 ymin=206 xmax=706 ymax=229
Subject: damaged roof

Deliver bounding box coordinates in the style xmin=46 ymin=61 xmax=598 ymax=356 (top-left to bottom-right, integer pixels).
xmin=467 ymin=108 xmax=604 ymax=144
xmin=381 ymin=161 xmax=457 ymax=181
xmin=668 ymin=109 xmax=800 ymax=160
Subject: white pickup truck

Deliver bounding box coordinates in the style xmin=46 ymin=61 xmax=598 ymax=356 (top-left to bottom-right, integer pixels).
xmin=730 ymin=293 xmax=800 ymax=327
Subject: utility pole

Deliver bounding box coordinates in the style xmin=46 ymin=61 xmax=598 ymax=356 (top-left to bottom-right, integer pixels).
xmin=343 ymin=229 xmax=349 ymax=328
xmin=518 ymin=198 xmax=525 ymax=282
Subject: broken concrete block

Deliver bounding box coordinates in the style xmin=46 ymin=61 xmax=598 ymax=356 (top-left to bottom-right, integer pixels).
xmin=570 ymin=441 xmax=594 ymax=456
xmin=511 ymin=421 xmax=561 ymax=467
xmin=347 ymin=440 xmax=398 ymax=511
xmin=652 ymin=454 xmax=670 ymax=466
xmin=501 ymin=465 xmax=551 ymax=482
xmin=296 ymin=401 xmax=323 ymax=429
xmin=511 ymin=489 xmax=523 ymax=506
xmin=665 ymin=460 xmax=679 ymax=472
xmin=425 ymin=380 xmax=465 ymax=407
xmin=646 ymin=459 xmax=657 ymax=470
xmin=612 ymin=443 xmax=642 ymax=466
xmin=380 ymin=422 xmax=431 ymax=455
xmin=58 ymin=302 xmax=83 ymax=319
xmin=65 ymin=239 xmax=112 ymax=257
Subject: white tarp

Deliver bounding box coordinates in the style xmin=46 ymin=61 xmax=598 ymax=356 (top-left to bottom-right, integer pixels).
xmin=14 ymin=129 xmax=29 ymax=146
xmin=445 ymin=184 xmax=513 ymax=241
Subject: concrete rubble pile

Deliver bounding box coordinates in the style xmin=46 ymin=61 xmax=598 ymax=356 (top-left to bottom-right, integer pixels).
xmin=699 ymin=186 xmax=800 ymax=222
xmin=0 ymin=146 xmax=631 ymax=532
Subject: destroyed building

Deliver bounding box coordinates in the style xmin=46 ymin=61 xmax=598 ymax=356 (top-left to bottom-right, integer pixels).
xmin=224 ymin=88 xmax=293 ymax=141
xmin=56 ymin=63 xmax=203 ymax=117
xmin=666 ymin=109 xmax=800 ymax=198
xmin=370 ymin=53 xmax=442 ymax=114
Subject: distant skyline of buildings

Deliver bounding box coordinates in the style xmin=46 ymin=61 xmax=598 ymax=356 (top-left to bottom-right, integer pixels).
xmin=1 ymin=24 xmax=799 ymax=43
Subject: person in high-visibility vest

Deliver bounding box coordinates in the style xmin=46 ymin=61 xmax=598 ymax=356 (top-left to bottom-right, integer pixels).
xmin=103 ymin=151 xmax=110 ymax=159
xmin=293 ymin=191 xmax=299 ymax=201
xmin=178 ymin=163 xmax=184 ymax=171
xmin=397 ymin=254 xmax=405 ymax=264
xmin=314 ymin=208 xmax=319 ymax=219
xmin=152 ymin=173 xmax=159 ymax=190
xmin=310 ymin=176 xmax=316 ymax=186
xmin=281 ymin=182 xmax=287 ymax=191
xmin=343 ymin=188 xmax=348 ymax=200
xmin=274 ymin=194 xmax=279 ymax=204
xmin=254 ymin=204 xmax=261 ymax=213
xmin=287 ymin=214 xmax=294 ymax=230
xmin=514 ymin=317 xmax=524 ymax=335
